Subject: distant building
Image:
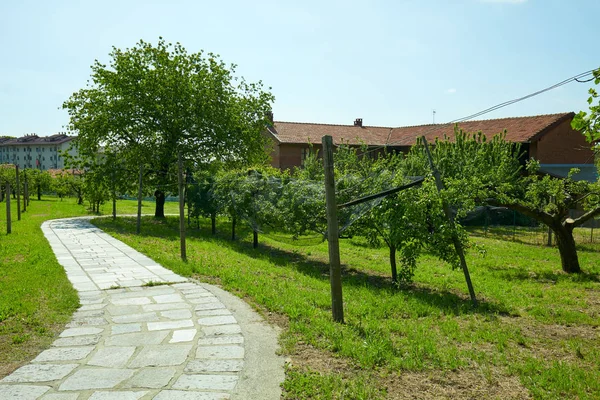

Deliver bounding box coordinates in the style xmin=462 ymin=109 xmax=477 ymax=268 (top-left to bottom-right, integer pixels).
xmin=265 ymin=112 xmax=597 ymax=181
xmin=0 ymin=134 xmax=77 ymax=171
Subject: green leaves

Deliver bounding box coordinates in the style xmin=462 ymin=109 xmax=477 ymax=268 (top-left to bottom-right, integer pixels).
xmin=63 ymin=38 xmax=274 ymax=214
xmin=572 ymin=67 xmax=600 ymax=146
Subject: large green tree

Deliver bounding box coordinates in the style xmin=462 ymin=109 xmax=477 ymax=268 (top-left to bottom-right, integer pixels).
xmin=63 ymin=38 xmax=274 ymax=217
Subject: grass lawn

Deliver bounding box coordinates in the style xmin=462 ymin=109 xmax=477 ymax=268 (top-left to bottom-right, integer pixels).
xmin=90 ymin=216 xmax=600 ymax=399
xmin=0 ymin=195 xmax=177 ymax=377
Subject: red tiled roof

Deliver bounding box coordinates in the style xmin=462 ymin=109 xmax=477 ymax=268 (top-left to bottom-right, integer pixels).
xmin=269 ymin=112 xmax=574 ymax=147
xmin=47 ymin=168 xmax=83 ymax=177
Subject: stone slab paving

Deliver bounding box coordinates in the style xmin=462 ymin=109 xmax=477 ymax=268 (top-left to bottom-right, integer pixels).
xmin=0 ymin=217 xmax=282 ymax=399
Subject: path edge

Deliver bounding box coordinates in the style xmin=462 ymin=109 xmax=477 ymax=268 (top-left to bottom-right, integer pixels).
xmin=194 ymin=280 xmax=285 ymax=399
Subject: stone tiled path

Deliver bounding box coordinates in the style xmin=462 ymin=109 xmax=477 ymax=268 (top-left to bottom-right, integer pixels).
xmin=0 ymin=218 xmax=281 ymax=399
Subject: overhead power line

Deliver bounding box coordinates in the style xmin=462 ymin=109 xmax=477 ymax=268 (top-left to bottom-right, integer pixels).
xmin=357 ymin=68 xmax=597 ymax=158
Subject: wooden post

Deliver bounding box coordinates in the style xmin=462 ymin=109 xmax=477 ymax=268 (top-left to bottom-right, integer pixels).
xmin=512 ymin=210 xmax=516 ymax=241
xmin=15 ymin=165 xmax=21 ymax=221
xmin=137 ymin=164 xmax=143 ymax=235
xmin=322 ymin=135 xmax=344 ymax=323
xmin=111 ymin=168 xmax=117 ymax=220
xmin=422 ymin=136 xmax=477 ymax=306
xmin=6 ymin=181 xmax=11 ymax=234
xmin=23 ymin=170 xmax=27 ymax=212
xmin=547 ymin=196 xmax=554 ymax=246
xmin=177 ymin=152 xmax=187 ymax=261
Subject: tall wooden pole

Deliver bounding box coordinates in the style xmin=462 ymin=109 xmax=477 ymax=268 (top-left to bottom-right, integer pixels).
xmin=15 ymin=165 xmax=21 ymax=221
xmin=177 ymin=152 xmax=187 ymax=261
xmin=137 ymin=164 xmax=143 ymax=235
xmin=322 ymin=135 xmax=344 ymax=323
xmin=111 ymin=168 xmax=117 ymax=220
xmin=23 ymin=170 xmax=27 ymax=212
xmin=422 ymin=136 xmax=477 ymax=306
xmin=6 ymin=182 xmax=11 ymax=234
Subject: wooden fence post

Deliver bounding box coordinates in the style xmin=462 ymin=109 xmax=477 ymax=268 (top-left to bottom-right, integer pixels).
xmin=322 ymin=135 xmax=344 ymax=323
xmin=422 ymin=136 xmax=477 ymax=307
xmin=23 ymin=169 xmax=27 ymax=212
xmin=15 ymin=165 xmax=21 ymax=221
xmin=111 ymin=168 xmax=117 ymax=220
xmin=137 ymin=164 xmax=143 ymax=235
xmin=6 ymin=181 xmax=11 ymax=234
xmin=178 ymin=152 xmax=187 ymax=261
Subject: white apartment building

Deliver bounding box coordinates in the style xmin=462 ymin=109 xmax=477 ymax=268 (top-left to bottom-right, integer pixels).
xmin=0 ymin=134 xmax=77 ymax=170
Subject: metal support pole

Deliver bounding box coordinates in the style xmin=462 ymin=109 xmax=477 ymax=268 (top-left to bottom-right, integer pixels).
xmin=322 ymin=135 xmax=344 ymax=323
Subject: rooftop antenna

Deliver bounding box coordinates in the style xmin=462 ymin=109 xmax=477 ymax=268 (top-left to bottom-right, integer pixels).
xmin=432 ymin=110 xmax=436 ymax=124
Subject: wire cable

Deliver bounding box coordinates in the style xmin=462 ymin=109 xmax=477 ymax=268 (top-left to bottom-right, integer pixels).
xmin=356 ymin=68 xmax=596 ymax=159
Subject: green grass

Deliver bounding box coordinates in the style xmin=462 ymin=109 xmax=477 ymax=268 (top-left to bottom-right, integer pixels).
xmin=1 ymin=194 xmax=598 ymax=398
xmin=0 ymin=195 xmax=177 ymax=376
xmin=91 ymin=216 xmax=600 ymax=399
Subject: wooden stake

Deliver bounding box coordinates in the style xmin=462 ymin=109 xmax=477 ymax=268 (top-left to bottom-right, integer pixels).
xmin=178 ymin=152 xmax=187 ymax=261
xmin=421 ymin=136 xmax=477 ymax=307
xmin=137 ymin=164 xmax=143 ymax=235
xmin=322 ymin=135 xmax=344 ymax=323
xmin=15 ymin=165 xmax=21 ymax=221
xmin=6 ymin=181 xmax=11 ymax=234
xmin=112 ymin=169 xmax=117 ymax=220
xmin=23 ymin=170 xmax=27 ymax=212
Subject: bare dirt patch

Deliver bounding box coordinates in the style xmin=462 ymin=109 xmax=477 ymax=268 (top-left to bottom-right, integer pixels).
xmin=383 ymin=369 xmax=531 ymax=400
xmin=2 ymin=254 xmax=26 ymax=264
xmin=287 ymin=341 xmax=531 ymax=399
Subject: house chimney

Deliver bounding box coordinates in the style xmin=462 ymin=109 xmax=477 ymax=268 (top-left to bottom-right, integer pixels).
xmin=266 ymin=111 xmax=274 ymax=124
xmin=354 ymin=118 xmax=363 ymax=127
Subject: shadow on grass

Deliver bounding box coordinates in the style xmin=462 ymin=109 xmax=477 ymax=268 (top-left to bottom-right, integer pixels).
xmin=469 ymin=229 xmax=600 ymax=254
xmin=94 ymin=216 xmax=510 ymax=316
xmin=484 ymin=263 xmax=600 ymax=283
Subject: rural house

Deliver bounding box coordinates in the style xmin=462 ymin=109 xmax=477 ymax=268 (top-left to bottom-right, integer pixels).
xmin=265 ymin=112 xmax=597 ymax=181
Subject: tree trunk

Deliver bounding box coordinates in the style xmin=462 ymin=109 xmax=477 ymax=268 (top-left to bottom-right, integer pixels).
xmin=389 ymin=245 xmax=397 ymax=282
xmin=211 ymin=213 xmax=216 ymax=235
xmin=554 ymin=222 xmax=581 ymax=273
xmin=37 ymin=184 xmax=41 ymax=200
xmin=231 ymin=217 xmax=236 ymax=240
xmin=253 ymin=230 xmax=258 ymax=249
xmin=154 ymin=190 xmax=165 ymax=218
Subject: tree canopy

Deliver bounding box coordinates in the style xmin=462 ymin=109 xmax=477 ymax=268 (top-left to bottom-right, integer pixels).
xmin=572 ymin=67 xmax=600 ymax=147
xmin=63 ymin=38 xmax=274 ymax=217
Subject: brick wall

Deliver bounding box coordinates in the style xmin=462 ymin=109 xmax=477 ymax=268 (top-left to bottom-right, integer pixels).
xmin=533 ymin=118 xmax=594 ymax=164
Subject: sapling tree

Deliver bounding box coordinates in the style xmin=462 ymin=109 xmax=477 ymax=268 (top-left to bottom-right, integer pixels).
xmin=212 ymin=167 xmax=284 ymax=247
xmin=406 ymin=128 xmax=600 ymax=274
xmin=188 ymin=166 xmax=221 ymax=234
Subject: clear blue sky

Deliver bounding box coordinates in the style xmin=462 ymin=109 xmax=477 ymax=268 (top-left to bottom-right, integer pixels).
xmin=1 ymin=0 xmax=599 ymax=136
